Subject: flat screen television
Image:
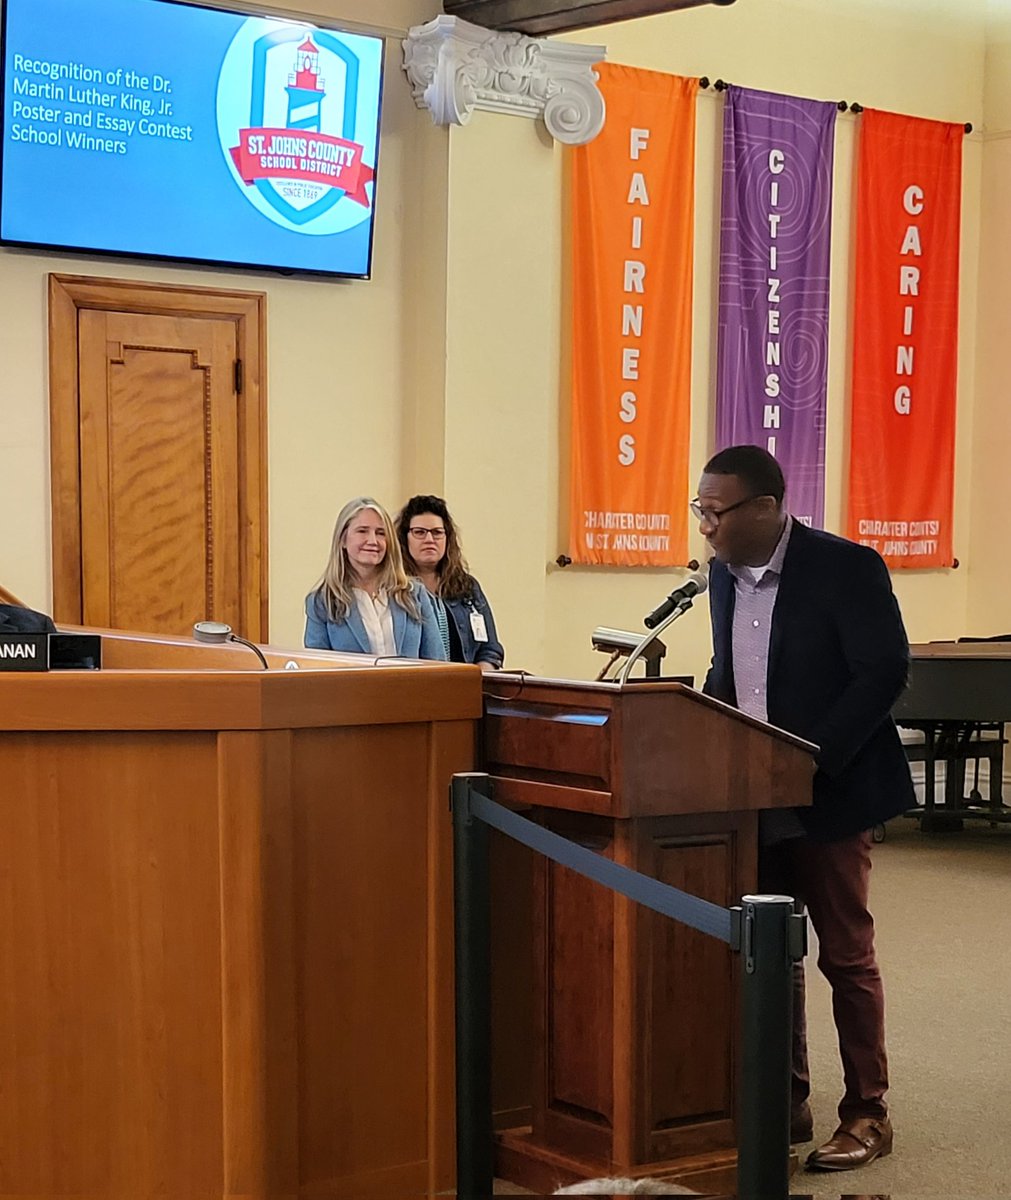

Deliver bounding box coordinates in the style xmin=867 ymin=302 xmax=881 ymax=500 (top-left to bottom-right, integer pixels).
xmin=0 ymin=0 xmax=384 ymax=277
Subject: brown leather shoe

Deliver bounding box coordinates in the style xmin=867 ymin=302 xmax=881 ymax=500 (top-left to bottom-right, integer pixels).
xmin=806 ymin=1115 xmax=893 ymax=1171
xmin=790 ymin=1100 xmax=813 ymax=1144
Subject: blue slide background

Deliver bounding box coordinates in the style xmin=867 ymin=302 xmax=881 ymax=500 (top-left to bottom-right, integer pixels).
xmin=1 ymin=0 xmax=382 ymax=276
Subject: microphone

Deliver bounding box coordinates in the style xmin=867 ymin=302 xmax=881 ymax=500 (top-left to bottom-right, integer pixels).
xmin=193 ymin=621 xmax=269 ymax=670
xmin=643 ymin=568 xmax=709 ymax=630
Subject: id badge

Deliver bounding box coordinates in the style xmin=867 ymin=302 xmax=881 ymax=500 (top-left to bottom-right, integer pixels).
xmin=470 ymin=611 xmax=489 ymax=642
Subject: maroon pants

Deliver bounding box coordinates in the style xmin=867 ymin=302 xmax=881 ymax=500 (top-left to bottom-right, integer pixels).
xmin=759 ymin=831 xmax=889 ymax=1122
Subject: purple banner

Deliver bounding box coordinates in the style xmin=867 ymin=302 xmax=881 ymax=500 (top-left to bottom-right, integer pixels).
xmin=715 ymin=87 xmax=837 ymax=528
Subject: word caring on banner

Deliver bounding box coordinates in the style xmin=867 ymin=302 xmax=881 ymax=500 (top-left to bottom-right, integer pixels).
xmin=846 ymin=109 xmax=964 ymax=568
xmin=569 ymin=64 xmax=697 ymax=566
xmin=715 ymin=87 xmax=837 ymax=530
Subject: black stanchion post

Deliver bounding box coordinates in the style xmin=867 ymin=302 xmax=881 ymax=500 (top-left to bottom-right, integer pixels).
xmin=736 ymin=893 xmax=796 ymax=1200
xmin=451 ymin=773 xmax=495 ymax=1198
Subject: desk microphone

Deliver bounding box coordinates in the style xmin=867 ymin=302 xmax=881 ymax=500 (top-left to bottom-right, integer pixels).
xmin=193 ymin=621 xmax=269 ymax=670
xmin=643 ymin=567 xmax=709 ymax=630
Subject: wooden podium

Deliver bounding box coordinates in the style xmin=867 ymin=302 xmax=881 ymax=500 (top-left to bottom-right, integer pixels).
xmin=0 ymin=630 xmax=481 ymax=1197
xmin=482 ymin=675 xmax=816 ymax=1192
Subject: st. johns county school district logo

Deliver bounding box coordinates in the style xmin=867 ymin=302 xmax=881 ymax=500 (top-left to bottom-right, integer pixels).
xmin=216 ymin=19 xmax=381 ymax=235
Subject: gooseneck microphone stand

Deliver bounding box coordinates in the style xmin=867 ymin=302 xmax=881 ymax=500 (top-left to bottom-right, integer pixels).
xmin=614 ymin=597 xmax=696 ymax=686
xmin=192 ymin=621 xmax=269 ymax=670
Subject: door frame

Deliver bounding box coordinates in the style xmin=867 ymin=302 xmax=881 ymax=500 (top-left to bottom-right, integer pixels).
xmin=48 ymin=273 xmax=269 ymax=638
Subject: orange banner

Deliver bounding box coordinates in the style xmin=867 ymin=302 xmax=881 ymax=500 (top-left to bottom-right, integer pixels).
xmin=569 ymin=65 xmax=697 ymax=565
xmin=846 ymin=110 xmax=964 ymax=568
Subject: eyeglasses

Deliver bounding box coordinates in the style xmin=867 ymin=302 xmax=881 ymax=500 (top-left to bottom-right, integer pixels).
xmin=689 ymin=495 xmax=760 ymax=526
xmin=408 ymin=527 xmax=446 ymax=541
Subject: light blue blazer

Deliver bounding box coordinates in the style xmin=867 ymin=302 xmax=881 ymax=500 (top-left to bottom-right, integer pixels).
xmin=304 ymin=579 xmax=448 ymax=660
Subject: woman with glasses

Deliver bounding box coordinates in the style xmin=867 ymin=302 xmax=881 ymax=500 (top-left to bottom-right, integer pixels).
xmin=395 ymin=494 xmax=504 ymax=669
xmin=304 ymin=496 xmax=446 ymax=659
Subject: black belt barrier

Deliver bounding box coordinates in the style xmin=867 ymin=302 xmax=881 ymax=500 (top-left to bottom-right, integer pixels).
xmin=451 ymin=771 xmax=807 ymax=1200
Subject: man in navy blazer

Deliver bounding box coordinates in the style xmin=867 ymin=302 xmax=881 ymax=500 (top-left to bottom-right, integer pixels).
xmin=0 ymin=603 xmax=57 ymax=633
xmin=697 ymin=445 xmax=913 ymax=1172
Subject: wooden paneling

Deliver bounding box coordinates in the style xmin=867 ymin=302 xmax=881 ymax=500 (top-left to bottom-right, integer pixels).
xmin=427 ymin=719 xmax=480 ymax=1182
xmin=517 ymin=810 xmax=754 ymax=1170
xmin=491 ymin=828 xmax=536 ymax=1131
xmin=537 ymin=818 xmax=616 ymax=1161
xmin=484 ymin=677 xmax=816 ymax=817
xmin=293 ymin=725 xmax=429 ymax=1184
xmin=0 ymin=631 xmax=482 ymax=732
xmin=0 ymin=731 xmax=225 ymax=1193
xmin=640 ymin=823 xmax=744 ymax=1162
xmin=444 ymin=0 xmax=734 ymax=35
xmin=0 ymin=638 xmax=480 ymax=1196
xmin=484 ymin=701 xmax=611 ymax=791
xmin=48 ymin=275 xmax=268 ymax=639
xmin=218 ymin=729 xmax=299 ymax=1193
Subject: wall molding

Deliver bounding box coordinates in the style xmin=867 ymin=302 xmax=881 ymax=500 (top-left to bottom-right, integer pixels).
xmin=402 ymin=14 xmax=606 ymax=145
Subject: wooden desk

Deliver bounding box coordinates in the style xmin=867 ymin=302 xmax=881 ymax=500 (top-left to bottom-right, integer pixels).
xmin=0 ymin=630 xmax=481 ymax=1196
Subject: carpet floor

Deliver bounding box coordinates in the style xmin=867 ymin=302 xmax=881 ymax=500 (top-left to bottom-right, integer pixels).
xmin=797 ymin=816 xmax=1011 ymax=1198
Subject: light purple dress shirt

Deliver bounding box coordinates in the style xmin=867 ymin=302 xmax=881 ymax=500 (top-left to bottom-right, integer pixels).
xmin=728 ymin=515 xmax=804 ymax=842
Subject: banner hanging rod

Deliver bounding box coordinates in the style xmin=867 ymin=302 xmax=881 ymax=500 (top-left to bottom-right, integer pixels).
xmin=697 ymin=78 xmax=973 ymax=132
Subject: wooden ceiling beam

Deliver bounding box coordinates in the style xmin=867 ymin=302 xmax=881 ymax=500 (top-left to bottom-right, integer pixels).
xmin=442 ymin=0 xmax=736 ymax=36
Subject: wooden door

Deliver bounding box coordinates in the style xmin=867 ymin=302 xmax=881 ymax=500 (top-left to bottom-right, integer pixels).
xmin=49 ymin=276 xmax=267 ymax=640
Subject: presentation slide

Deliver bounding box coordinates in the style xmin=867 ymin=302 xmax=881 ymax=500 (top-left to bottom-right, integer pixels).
xmin=1 ymin=0 xmax=384 ymax=276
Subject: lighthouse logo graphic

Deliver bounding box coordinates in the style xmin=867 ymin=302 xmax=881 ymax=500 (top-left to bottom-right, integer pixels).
xmin=216 ymin=19 xmax=381 ymax=235
xmin=287 ymin=36 xmax=327 ymax=129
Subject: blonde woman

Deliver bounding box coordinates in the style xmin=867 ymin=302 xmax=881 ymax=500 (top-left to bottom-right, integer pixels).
xmin=304 ymin=497 xmax=446 ymax=659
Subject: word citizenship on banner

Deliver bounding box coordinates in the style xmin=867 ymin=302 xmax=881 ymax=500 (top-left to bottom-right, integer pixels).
xmin=715 ymin=87 xmax=836 ymax=531
xmin=229 ymin=127 xmax=373 ymax=204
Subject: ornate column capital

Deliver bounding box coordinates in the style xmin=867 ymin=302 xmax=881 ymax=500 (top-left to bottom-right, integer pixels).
xmin=402 ymin=14 xmax=606 ymax=146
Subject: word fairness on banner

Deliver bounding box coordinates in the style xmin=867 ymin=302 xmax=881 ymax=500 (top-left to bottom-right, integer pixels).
xmin=846 ymin=109 xmax=964 ymax=569
xmin=617 ymin=126 xmax=650 ymax=471
xmin=569 ymin=64 xmax=697 ymax=567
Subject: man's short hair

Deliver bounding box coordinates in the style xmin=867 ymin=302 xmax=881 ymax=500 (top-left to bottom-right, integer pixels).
xmin=702 ymin=444 xmax=785 ymax=504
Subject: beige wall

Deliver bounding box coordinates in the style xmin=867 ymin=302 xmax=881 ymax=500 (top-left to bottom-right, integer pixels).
xmin=968 ymin=1 xmax=1011 ymax=636
xmin=0 ymin=0 xmax=447 ymax=644
xmin=442 ymin=0 xmax=987 ymax=683
xmin=1 ymin=0 xmax=1000 ymax=680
